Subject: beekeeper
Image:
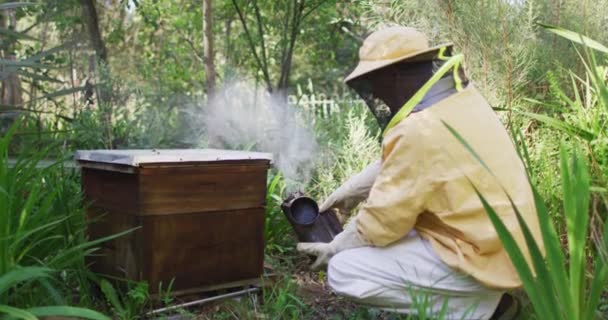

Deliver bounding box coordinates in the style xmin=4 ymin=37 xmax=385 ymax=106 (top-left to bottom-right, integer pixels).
xmin=297 ymin=26 xmax=543 ymax=320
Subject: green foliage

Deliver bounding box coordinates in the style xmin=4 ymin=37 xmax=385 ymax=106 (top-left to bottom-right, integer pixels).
xmin=309 ymin=105 xmax=380 ymax=206
xmin=3 ymin=1 xmax=608 ymax=319
xmin=265 ymin=172 xmax=294 ymax=253
xmin=0 ymin=123 xmax=87 ymax=295
xmin=358 ymin=0 xmax=608 ymax=113
xmin=262 ymin=279 xmax=309 ymax=319
xmin=215 ymin=278 xmax=310 ymax=319
xmin=0 ymin=119 xmax=137 ymax=315
xmin=446 ymin=122 xmax=608 ymax=319
xmin=0 ymin=267 xmax=110 ymax=320
xmin=518 ymin=26 xmax=608 ymax=210
xmin=99 ymin=279 xmax=150 ymax=320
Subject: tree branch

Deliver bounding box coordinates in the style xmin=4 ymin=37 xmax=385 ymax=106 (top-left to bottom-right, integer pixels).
xmin=276 ymin=0 xmax=292 ymax=86
xmin=277 ymin=0 xmax=305 ymax=90
xmin=252 ymin=0 xmax=269 ymax=80
xmin=180 ymin=34 xmax=205 ymax=63
xmin=232 ymin=0 xmax=273 ymax=92
xmin=301 ymin=0 xmax=330 ymax=21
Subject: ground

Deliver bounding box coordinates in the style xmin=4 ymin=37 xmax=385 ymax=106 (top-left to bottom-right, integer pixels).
xmin=186 ymin=252 xmax=407 ymax=320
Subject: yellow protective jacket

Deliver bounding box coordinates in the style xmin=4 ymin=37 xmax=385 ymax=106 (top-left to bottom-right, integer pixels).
xmin=356 ymin=85 xmax=543 ymax=289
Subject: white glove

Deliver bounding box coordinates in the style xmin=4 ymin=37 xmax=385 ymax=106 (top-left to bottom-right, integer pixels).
xmin=296 ymin=218 xmax=369 ymax=270
xmin=319 ymin=160 xmax=381 ymax=213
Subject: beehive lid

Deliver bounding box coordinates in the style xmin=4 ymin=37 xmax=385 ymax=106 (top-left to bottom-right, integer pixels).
xmin=75 ymin=149 xmax=273 ymax=167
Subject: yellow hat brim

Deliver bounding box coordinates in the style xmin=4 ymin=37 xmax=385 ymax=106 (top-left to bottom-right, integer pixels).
xmin=344 ymin=43 xmax=454 ymax=84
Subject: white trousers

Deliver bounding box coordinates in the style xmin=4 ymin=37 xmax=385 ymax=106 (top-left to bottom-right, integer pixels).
xmin=327 ymin=232 xmax=503 ymax=320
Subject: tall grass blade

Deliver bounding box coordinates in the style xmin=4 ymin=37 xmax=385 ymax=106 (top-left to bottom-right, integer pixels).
xmin=0 ymin=305 xmax=37 ymax=320
xmin=0 ymin=59 xmax=54 ymax=69
xmin=560 ymin=147 xmax=589 ymax=315
xmin=27 ymin=306 xmax=110 ymax=320
xmin=585 ymin=49 xmax=608 ymax=113
xmin=442 ymin=121 xmax=603 ymax=318
xmin=0 ymin=3 xmax=35 ymax=10
xmin=0 ymin=27 xmax=38 ymax=41
xmin=48 ymin=227 xmax=138 ymax=268
xmin=472 ymin=187 xmax=550 ymax=317
xmin=99 ymin=280 xmax=125 ymax=316
xmin=0 ymin=267 xmax=51 ymax=294
xmin=515 ymin=110 xmax=595 ymax=140
xmin=539 ymin=23 xmax=608 ymax=54
xmin=584 ymin=214 xmax=608 ymax=320
xmin=441 ymin=121 xmax=492 ymax=173
xmin=531 ymin=186 xmax=572 ymax=315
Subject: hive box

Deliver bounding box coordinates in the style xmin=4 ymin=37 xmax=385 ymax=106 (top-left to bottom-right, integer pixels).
xmin=76 ymin=149 xmax=272 ymax=293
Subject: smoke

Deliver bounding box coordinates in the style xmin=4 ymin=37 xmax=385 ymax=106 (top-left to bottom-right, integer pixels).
xmin=197 ymin=80 xmax=318 ymax=191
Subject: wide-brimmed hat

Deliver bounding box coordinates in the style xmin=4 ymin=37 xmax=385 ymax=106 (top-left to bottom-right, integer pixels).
xmin=345 ymin=26 xmax=453 ymax=83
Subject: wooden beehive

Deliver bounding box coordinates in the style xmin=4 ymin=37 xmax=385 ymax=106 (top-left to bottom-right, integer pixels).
xmin=76 ymin=149 xmax=272 ymax=294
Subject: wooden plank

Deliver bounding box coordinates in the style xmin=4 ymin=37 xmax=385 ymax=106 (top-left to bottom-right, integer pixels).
xmin=138 ymin=164 xmax=269 ymax=215
xmin=141 ymin=208 xmax=265 ymax=293
xmin=81 ymin=168 xmax=140 ymax=213
xmin=86 ymin=207 xmax=143 ymax=281
xmin=77 ymin=160 xmax=137 ymax=174
xmin=138 ymin=159 xmax=270 ymax=169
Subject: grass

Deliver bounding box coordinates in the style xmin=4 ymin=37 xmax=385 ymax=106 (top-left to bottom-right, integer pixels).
xmin=446 ymin=25 xmax=608 ymax=315
xmin=0 ymin=267 xmax=109 ymax=320
xmin=0 ymin=122 xmax=110 ymax=318
xmin=449 ymin=115 xmax=608 ymax=319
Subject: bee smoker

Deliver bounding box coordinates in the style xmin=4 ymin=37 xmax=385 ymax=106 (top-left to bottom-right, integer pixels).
xmin=281 ymin=192 xmax=343 ymax=243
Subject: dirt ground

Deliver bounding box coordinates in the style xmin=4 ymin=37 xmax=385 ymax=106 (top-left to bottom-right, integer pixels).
xmin=188 ymin=254 xmax=405 ymax=320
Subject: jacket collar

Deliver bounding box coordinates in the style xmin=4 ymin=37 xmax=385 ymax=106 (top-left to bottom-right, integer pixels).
xmin=412 ymin=76 xmax=458 ymax=113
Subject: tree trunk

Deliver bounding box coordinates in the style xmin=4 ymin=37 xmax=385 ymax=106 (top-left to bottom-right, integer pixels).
xmin=80 ymin=0 xmax=111 ymax=106
xmin=80 ymin=0 xmax=114 ymax=148
xmin=0 ymin=9 xmax=23 ymax=108
xmin=203 ymin=0 xmax=216 ymax=96
xmin=81 ymin=0 xmax=107 ymax=63
xmin=224 ymin=15 xmax=233 ymax=79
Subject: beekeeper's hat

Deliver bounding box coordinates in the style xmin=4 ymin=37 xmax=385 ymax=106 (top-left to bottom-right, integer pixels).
xmin=345 ymin=26 xmax=453 ymax=83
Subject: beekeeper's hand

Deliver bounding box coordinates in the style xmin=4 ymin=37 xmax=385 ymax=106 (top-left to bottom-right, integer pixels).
xmin=319 ymin=160 xmax=381 ymax=213
xmin=297 ymin=218 xmax=369 ymax=270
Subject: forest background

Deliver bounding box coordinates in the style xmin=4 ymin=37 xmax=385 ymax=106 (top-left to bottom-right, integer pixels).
xmin=2 ymin=0 xmax=608 ymax=319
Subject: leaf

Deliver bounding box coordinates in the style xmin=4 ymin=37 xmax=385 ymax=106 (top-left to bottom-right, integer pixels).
xmin=585 ymin=49 xmax=608 ymax=114
xmin=0 ymin=59 xmax=55 ymax=69
xmin=539 ymin=23 xmax=608 ymax=54
xmin=0 ymin=266 xmax=51 ymax=294
xmin=585 ymin=261 xmax=608 ymax=320
xmin=516 ymin=110 xmax=596 ymax=141
xmin=562 ymin=147 xmax=591 ymax=314
xmin=99 ymin=280 xmax=126 ymax=316
xmin=0 ymin=305 xmax=37 ymax=320
xmin=0 ymin=3 xmax=36 ymax=10
xmin=23 ymin=41 xmax=78 ymax=63
xmin=0 ymin=27 xmax=38 ymax=41
xmin=473 ymin=187 xmax=550 ymax=316
xmin=23 ymin=86 xmax=85 ymax=105
xmin=27 ymin=306 xmax=110 ymax=320
xmin=48 ymin=227 xmax=137 ymax=268
xmin=16 ymin=70 xmax=64 ymax=84
xmin=441 ymin=121 xmax=493 ymax=173
xmin=507 ymin=192 xmax=560 ymax=320
xmin=531 ymin=186 xmax=572 ymax=316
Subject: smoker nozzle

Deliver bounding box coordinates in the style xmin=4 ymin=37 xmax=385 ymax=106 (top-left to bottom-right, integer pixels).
xmin=281 ymin=192 xmax=343 ymax=243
